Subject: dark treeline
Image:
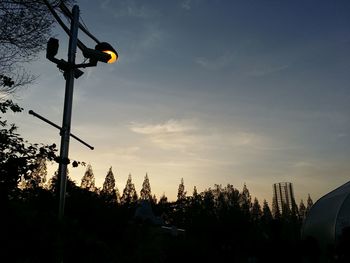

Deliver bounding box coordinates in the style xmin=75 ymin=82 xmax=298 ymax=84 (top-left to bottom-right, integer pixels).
xmin=1 ymin=100 xmax=315 ymax=262
xmin=4 ymin=171 xmax=310 ymax=263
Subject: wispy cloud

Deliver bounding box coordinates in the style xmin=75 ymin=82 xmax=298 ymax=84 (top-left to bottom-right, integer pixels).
xmin=129 ymin=119 xmax=279 ymax=154
xmin=129 ymin=119 xmax=198 ymax=150
xmin=130 ymin=119 xmax=194 ymax=134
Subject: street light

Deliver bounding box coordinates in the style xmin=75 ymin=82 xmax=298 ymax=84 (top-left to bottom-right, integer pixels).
xmin=43 ymin=0 xmax=118 ymax=221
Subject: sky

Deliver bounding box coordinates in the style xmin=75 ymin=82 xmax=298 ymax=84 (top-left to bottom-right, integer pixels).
xmin=7 ymin=0 xmax=350 ymax=204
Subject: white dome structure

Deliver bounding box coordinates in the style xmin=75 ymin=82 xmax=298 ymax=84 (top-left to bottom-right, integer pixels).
xmin=302 ymin=181 xmax=350 ymax=256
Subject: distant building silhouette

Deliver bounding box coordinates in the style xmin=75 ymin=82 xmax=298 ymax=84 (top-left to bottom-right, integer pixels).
xmin=272 ymin=182 xmax=296 ymax=214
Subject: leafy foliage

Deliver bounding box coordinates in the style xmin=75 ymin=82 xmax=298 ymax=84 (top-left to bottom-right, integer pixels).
xmin=0 ymin=100 xmax=57 ymax=200
xmin=25 ymin=157 xmax=47 ymax=189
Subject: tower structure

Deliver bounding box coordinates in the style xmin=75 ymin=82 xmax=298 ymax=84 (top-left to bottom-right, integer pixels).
xmin=273 ymin=182 xmax=296 ymax=214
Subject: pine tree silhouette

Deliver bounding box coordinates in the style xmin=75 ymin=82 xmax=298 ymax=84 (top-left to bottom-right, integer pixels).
xmin=251 ymin=197 xmax=262 ymax=222
xmin=239 ymin=183 xmax=252 ymax=215
xmin=80 ymin=164 xmax=95 ymax=192
xmin=101 ymin=167 xmax=119 ymax=204
xmin=177 ymin=178 xmax=186 ymax=202
xmin=102 ymin=167 xmax=115 ymax=195
xmin=305 ymin=194 xmax=314 ymax=216
xmin=299 ymin=199 xmax=306 ymax=220
xmin=121 ymin=174 xmax=138 ymax=204
xmin=140 ymin=173 xmax=152 ymax=201
xmin=262 ymin=199 xmax=273 ymax=223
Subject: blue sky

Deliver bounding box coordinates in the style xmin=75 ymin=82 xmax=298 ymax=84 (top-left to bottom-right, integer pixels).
xmin=9 ymin=0 xmax=350 ymax=203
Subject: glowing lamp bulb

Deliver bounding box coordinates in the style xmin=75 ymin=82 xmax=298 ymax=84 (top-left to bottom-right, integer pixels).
xmin=95 ymin=42 xmax=118 ymax=64
xmin=103 ymin=50 xmax=117 ymax=63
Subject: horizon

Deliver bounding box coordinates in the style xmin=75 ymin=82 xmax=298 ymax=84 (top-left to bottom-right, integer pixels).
xmin=44 ymin=162 xmax=318 ymax=204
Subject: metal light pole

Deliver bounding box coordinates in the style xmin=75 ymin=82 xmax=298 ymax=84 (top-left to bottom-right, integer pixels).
xmin=38 ymin=1 xmax=118 ymax=222
xmin=57 ymin=5 xmax=79 ymax=221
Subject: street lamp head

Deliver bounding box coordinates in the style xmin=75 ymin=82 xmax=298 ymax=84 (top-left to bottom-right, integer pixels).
xmin=95 ymin=42 xmax=118 ymax=63
xmin=81 ymin=42 xmax=118 ymax=64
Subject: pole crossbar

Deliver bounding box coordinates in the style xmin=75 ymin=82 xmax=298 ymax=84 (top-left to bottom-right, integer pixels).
xmin=28 ymin=110 xmax=94 ymax=150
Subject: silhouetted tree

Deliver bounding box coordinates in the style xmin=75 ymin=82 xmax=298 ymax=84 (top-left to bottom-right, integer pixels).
xmin=48 ymin=171 xmax=58 ymax=192
xmin=214 ymin=184 xmax=227 ymax=212
xmin=80 ymin=164 xmax=95 ymax=192
xmin=213 ymin=184 xmax=223 ymax=203
xmin=188 ymin=185 xmax=203 ymax=228
xmin=151 ymin=194 xmax=157 ymax=204
xmin=261 ymin=199 xmax=273 ymax=223
xmin=191 ymin=186 xmax=202 ymax=206
xmin=281 ymin=202 xmax=292 ymax=218
xmin=48 ymin=169 xmax=76 ymax=196
xmin=193 ymin=186 xmax=198 ymax=197
xmin=306 ymin=194 xmax=314 ymax=216
xmin=177 ymin=178 xmax=186 ymax=201
xmin=202 ymin=188 xmax=215 ymax=214
xmin=239 ymin=183 xmax=252 ymax=216
xmin=289 ymin=193 xmax=299 ymax=220
xmin=251 ymin=197 xmax=262 ymax=222
xmin=121 ymin=174 xmax=138 ymax=205
xmin=225 ymin=184 xmax=240 ymax=209
xmin=0 ymin=0 xmax=72 ymax=95
xmin=101 ymin=167 xmax=119 ymax=204
xmin=156 ymin=193 xmax=170 ymax=224
xmin=0 ymin=100 xmax=56 ymax=200
xmin=22 ymin=157 xmax=47 ymax=189
xmin=159 ymin=193 xmax=168 ymax=205
xmin=198 ymin=189 xmax=216 ymax=236
xmin=140 ymin=173 xmax=152 ymax=201
xmin=102 ymin=167 xmax=115 ymax=194
xmin=299 ymin=199 xmax=306 ymax=220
